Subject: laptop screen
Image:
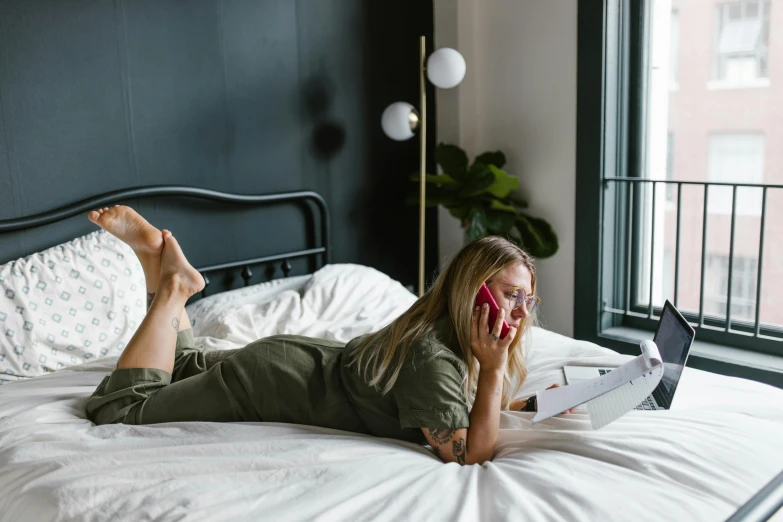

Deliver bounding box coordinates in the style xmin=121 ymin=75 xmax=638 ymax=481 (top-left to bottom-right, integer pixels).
xmin=653 ymin=305 xmax=694 ymax=397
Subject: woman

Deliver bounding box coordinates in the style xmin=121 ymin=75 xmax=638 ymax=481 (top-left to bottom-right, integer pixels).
xmin=86 ymin=205 xmax=558 ymax=466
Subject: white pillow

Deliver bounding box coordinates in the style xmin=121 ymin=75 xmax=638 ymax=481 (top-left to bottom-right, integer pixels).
xmin=186 ymin=274 xmax=311 ymax=336
xmin=191 ymin=264 xmax=417 ymax=351
xmin=0 ymin=231 xmax=146 ymax=383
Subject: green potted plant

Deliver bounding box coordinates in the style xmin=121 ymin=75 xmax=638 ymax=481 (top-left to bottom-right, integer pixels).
xmin=412 ymin=143 xmax=558 ymax=258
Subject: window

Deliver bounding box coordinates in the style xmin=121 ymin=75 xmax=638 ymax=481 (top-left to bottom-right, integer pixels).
xmin=575 ymin=0 xmax=783 ymax=359
xmin=707 ymin=133 xmax=764 ymax=216
xmin=705 ymin=254 xmax=758 ymax=321
xmin=669 ymin=10 xmax=679 ymax=90
xmin=665 ymin=132 xmax=674 ymax=203
xmin=662 ymin=248 xmax=674 ymax=300
xmin=713 ymin=0 xmax=771 ymax=85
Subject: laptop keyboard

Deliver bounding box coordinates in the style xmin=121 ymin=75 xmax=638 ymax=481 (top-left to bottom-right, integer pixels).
xmin=597 ymin=369 xmax=658 ymax=410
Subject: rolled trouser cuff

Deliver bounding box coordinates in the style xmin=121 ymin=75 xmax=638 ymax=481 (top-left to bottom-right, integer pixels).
xmin=176 ymin=329 xmax=197 ymax=352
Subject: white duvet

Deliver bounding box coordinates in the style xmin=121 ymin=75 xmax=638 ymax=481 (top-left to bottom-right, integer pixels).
xmin=1 ymin=265 xmax=782 ymax=522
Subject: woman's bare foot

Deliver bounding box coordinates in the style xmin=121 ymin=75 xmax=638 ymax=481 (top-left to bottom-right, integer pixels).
xmin=158 ymin=231 xmax=205 ymax=299
xmin=88 ymin=205 xmax=163 ymax=257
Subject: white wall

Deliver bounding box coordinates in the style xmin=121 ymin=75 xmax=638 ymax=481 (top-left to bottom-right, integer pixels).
xmin=434 ymin=0 xmax=577 ymax=336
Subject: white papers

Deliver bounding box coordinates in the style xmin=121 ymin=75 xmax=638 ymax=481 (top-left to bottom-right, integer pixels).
xmin=532 ymin=340 xmax=664 ymax=429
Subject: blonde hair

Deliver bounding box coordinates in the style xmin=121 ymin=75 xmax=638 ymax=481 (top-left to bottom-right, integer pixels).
xmin=347 ymin=236 xmax=537 ymax=410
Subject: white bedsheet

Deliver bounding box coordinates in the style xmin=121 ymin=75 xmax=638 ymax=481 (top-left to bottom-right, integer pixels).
xmin=1 ymin=266 xmax=782 ymax=521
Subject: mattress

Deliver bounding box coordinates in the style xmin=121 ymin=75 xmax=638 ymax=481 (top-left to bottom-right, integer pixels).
xmin=1 ymin=264 xmax=781 ymax=521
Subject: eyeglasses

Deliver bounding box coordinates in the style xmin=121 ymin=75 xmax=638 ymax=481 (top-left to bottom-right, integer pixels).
xmin=487 ymin=281 xmax=540 ymax=314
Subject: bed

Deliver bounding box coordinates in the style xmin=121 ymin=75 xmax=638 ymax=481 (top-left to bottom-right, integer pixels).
xmin=1 ymin=187 xmax=782 ymax=522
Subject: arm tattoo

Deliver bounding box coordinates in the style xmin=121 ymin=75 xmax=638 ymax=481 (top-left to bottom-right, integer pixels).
xmin=172 ymin=317 xmax=180 ymax=332
xmin=146 ymin=292 xmax=155 ymax=310
xmin=496 ymin=384 xmax=502 ymax=396
xmin=452 ymin=438 xmax=467 ymax=464
xmin=428 ymin=428 xmax=454 ymax=445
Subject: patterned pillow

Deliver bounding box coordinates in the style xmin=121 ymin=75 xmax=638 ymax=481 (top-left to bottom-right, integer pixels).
xmin=0 ymin=230 xmax=146 ymax=383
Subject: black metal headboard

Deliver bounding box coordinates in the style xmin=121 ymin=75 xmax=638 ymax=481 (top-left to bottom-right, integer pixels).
xmin=0 ymin=186 xmax=330 ymax=302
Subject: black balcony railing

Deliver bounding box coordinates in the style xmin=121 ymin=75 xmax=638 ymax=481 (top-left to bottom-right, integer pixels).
xmin=602 ymin=177 xmax=783 ymax=352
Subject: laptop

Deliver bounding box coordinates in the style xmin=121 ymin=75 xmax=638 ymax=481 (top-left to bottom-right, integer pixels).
xmin=563 ymin=300 xmax=695 ymax=411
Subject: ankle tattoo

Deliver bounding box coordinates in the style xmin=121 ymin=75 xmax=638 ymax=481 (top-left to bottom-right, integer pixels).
xmin=146 ymin=292 xmax=155 ymax=309
xmin=172 ymin=317 xmax=180 ymax=332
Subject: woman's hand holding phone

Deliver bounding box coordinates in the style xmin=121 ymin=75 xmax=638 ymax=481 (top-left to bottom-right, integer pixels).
xmin=471 ymin=303 xmax=518 ymax=372
xmin=474 ymin=283 xmax=510 ymax=340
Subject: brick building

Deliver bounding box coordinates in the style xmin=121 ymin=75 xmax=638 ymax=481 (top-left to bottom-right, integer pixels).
xmin=649 ymin=0 xmax=781 ymax=328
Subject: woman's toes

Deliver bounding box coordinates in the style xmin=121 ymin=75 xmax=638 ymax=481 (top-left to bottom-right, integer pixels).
xmin=87 ymin=205 xmax=163 ymax=255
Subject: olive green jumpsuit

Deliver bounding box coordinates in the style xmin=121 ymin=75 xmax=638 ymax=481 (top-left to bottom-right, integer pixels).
xmin=86 ymin=317 xmax=470 ymax=444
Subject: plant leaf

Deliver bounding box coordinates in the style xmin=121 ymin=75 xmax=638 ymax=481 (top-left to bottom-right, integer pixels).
xmin=514 ymin=215 xmax=559 ymax=258
xmin=466 ymin=208 xmax=488 ymax=240
xmin=447 ymin=204 xmax=473 ymax=221
xmin=456 ymin=169 xmax=495 ymax=198
xmin=485 ymin=210 xmax=516 ymax=234
xmin=489 ymin=199 xmax=517 ymax=213
xmin=428 ymin=173 xmax=458 ymax=185
xmin=410 ymin=173 xmax=460 ymax=186
xmin=436 ymin=143 xmax=469 ymax=178
xmin=509 ymin=194 xmax=529 ymax=208
xmin=486 ymin=165 xmax=519 ymax=199
xmin=469 ymin=161 xmax=489 ymax=175
xmin=474 ymin=151 xmax=506 ymax=169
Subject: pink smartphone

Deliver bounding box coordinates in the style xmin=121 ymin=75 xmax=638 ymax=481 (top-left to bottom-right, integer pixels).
xmin=475 ymin=283 xmax=510 ymax=340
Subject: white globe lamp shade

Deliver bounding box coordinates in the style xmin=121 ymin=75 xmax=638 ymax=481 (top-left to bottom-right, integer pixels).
xmin=381 ymin=101 xmax=419 ymax=141
xmin=426 ymin=48 xmax=466 ymax=89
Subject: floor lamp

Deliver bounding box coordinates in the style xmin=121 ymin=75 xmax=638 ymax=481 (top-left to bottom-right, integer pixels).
xmin=381 ymin=36 xmax=466 ymax=297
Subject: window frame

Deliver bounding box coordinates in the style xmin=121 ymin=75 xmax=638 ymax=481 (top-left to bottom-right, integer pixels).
xmin=574 ymin=0 xmax=783 ymax=373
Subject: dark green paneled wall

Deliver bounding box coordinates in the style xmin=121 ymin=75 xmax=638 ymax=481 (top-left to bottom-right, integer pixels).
xmin=0 ymin=0 xmax=436 ymax=288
